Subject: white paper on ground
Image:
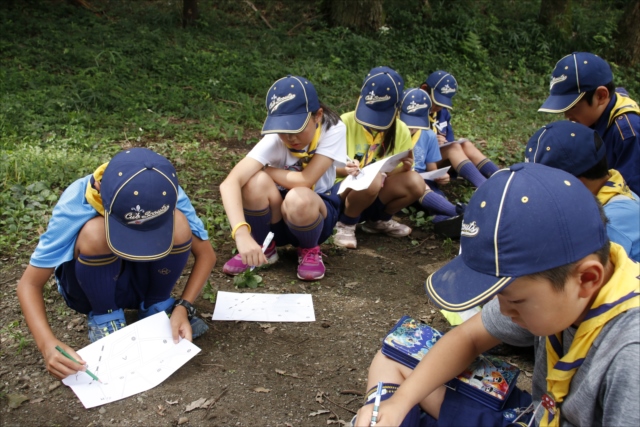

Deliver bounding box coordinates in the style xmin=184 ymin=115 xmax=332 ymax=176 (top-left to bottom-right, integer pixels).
xmin=338 ymin=149 xmax=411 ymax=194
xmin=61 ymin=312 xmax=200 ymax=408
xmin=419 ymin=166 xmax=451 ymax=180
xmin=212 ymin=291 xmax=315 ymax=322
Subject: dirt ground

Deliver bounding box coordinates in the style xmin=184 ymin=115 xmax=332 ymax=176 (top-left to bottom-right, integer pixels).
xmin=0 ymin=222 xmax=535 ymax=427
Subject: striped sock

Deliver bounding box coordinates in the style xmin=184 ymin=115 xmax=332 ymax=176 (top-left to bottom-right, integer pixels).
xmin=143 ymin=239 xmax=192 ymax=306
xmin=456 ymin=159 xmax=486 ymax=187
xmin=75 ymin=253 xmax=120 ymax=314
xmin=477 ymin=158 xmax=499 ymax=178
xmin=244 ymin=206 xmax=272 ymax=243
xmin=287 ymin=215 xmax=324 ymax=248
xmin=420 ymin=190 xmax=457 ymax=217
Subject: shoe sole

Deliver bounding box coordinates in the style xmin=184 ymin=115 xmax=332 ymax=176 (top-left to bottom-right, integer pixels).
xmin=333 ymin=240 xmax=357 ymax=249
xmin=360 ymin=225 xmax=411 ymax=237
xmin=222 ymin=252 xmax=279 ymax=275
xmin=297 ymin=271 xmax=325 ymax=281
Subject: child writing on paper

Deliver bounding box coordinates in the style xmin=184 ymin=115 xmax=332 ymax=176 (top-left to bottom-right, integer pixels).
xmin=220 ymin=75 xmax=346 ymax=281
xmin=353 ymin=163 xmax=639 ymax=427
xmin=333 ymin=67 xmax=424 ymax=249
xmin=400 ymin=88 xmax=466 ymax=238
xmin=421 ymin=71 xmax=500 ymax=187
xmin=16 ymin=148 xmax=216 ymax=379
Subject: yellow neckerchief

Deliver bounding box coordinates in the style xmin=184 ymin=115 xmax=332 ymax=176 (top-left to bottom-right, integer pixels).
xmin=541 ymin=244 xmax=640 ymax=426
xmin=361 ymin=127 xmax=385 ymax=167
xmin=286 ymin=123 xmax=321 ymax=170
xmin=411 ymin=129 xmax=422 ymax=147
xmin=85 ymin=162 xmax=109 ymax=215
xmin=597 ymin=169 xmax=635 ymax=205
xmin=607 ymin=91 xmax=640 ymax=127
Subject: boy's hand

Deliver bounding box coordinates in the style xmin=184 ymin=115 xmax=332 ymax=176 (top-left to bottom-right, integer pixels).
xmin=235 ymin=232 xmax=267 ymax=268
xmin=437 ymin=135 xmax=448 ymax=146
xmin=354 ymin=400 xmax=408 ymax=427
xmin=435 ymin=174 xmax=450 ymax=185
xmin=43 ymin=339 xmax=86 ymax=380
xmin=345 ymin=160 xmax=361 ymax=177
xmin=400 ymin=151 xmax=414 ymax=171
xmin=170 ymin=306 xmax=192 ymax=343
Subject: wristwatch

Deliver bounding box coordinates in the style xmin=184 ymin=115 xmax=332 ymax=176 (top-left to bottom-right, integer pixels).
xmin=173 ymin=299 xmax=196 ymax=320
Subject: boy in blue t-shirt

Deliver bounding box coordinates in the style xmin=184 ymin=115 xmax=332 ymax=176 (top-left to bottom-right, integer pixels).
xmin=16 ymin=148 xmax=216 ymax=380
xmin=539 ymin=52 xmax=640 ymax=194
xmin=400 ymin=88 xmax=465 ymax=237
xmin=421 ymin=71 xmax=501 ymax=188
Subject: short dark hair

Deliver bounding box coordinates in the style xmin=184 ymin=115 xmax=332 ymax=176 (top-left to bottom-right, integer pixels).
xmin=526 ymin=199 xmax=610 ymax=291
xmin=315 ymin=103 xmax=341 ymax=130
xmin=583 ymin=81 xmax=616 ymax=105
xmin=579 ymin=132 xmax=609 ymax=180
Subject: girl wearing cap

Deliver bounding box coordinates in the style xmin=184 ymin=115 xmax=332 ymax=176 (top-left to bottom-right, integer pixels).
xmin=16 ymin=148 xmax=216 ymax=379
xmin=333 ymin=67 xmax=424 ymax=249
xmin=220 ymin=75 xmax=346 ymax=281
xmin=421 ymin=70 xmax=500 ymax=188
xmin=400 ymin=88 xmax=466 ymax=238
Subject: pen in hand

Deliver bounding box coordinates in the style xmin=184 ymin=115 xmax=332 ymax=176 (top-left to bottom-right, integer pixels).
xmin=55 ymin=345 xmax=102 ymax=383
xmin=346 ymin=156 xmax=362 ymax=177
xmin=250 ymin=231 xmax=275 ymax=271
xmin=370 ymin=381 xmax=383 ymax=426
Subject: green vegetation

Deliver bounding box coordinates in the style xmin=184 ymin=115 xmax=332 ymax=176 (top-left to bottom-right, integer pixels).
xmin=1 ymin=0 xmax=638 ymax=256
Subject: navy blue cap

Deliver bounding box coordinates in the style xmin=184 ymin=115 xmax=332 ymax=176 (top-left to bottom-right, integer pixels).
xmin=262 ymin=75 xmax=320 ymax=134
xmin=355 ymin=69 xmax=401 ymax=130
xmin=425 ymin=162 xmax=606 ymax=312
xmin=425 ymin=71 xmax=457 ymax=109
xmin=539 ymin=52 xmax=613 ymax=113
xmin=364 ymin=66 xmax=404 ymax=106
xmin=399 ymin=88 xmax=432 ymax=130
xmin=525 ymin=121 xmax=606 ymax=177
xmin=101 ymin=148 xmax=178 ymax=261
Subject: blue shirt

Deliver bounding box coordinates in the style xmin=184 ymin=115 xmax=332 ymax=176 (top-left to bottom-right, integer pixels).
xmin=431 ymin=109 xmax=455 ymax=142
xmin=592 ymin=90 xmax=640 ymax=194
xmin=412 ymin=129 xmax=442 ymax=173
xmin=604 ymin=191 xmax=640 ymax=262
xmin=30 ymin=174 xmax=208 ymax=268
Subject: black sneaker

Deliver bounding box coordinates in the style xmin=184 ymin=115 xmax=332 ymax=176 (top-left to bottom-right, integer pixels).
xmin=433 ymin=214 xmax=464 ymax=239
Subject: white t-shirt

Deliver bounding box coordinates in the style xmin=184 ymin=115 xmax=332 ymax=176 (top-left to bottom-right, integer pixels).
xmin=247 ymin=121 xmax=346 ymax=194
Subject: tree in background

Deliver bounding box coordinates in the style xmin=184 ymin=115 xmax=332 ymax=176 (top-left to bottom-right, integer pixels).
xmin=538 ymin=0 xmax=572 ymax=37
xmin=329 ymin=0 xmax=384 ymax=32
xmin=615 ymin=0 xmax=639 ymax=66
xmin=183 ymin=0 xmax=199 ymax=27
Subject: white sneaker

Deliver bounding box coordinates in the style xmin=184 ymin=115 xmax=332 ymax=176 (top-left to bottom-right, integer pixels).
xmin=361 ymin=219 xmax=412 ymax=237
xmin=333 ymin=221 xmax=357 ymax=248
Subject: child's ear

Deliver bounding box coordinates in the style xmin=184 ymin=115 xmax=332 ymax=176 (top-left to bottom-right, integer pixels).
xmin=420 ymin=83 xmax=428 ymax=91
xmin=575 ymin=258 xmax=605 ymax=299
xmin=595 ymin=86 xmax=610 ymax=106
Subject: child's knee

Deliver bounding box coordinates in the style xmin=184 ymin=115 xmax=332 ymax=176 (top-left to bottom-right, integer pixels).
xmin=173 ymin=210 xmax=192 ymax=245
xmin=76 ymin=217 xmax=111 ymax=256
xmin=282 ymin=188 xmax=320 ymax=221
xmin=242 ymin=171 xmax=274 ymax=197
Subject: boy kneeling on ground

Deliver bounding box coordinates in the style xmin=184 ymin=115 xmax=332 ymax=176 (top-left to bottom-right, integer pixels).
xmin=355 ymin=162 xmax=639 ymax=426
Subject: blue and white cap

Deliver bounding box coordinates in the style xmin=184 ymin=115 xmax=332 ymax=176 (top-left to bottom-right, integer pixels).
xmin=364 ymin=66 xmax=404 ymax=106
xmin=262 ymin=75 xmax=320 ymax=134
xmin=539 ymin=52 xmax=613 ymax=113
xmin=525 ymin=121 xmax=606 ymax=177
xmin=101 ymin=148 xmax=179 ymax=261
xmin=355 ymin=68 xmax=402 ymax=130
xmin=425 ymin=71 xmax=457 ymax=109
xmin=399 ymin=88 xmax=432 ymax=130
xmin=425 ymin=162 xmax=606 ymax=312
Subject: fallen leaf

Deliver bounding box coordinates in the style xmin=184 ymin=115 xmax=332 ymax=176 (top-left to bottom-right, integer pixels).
xmin=166 ymin=399 xmax=179 ymax=405
xmin=30 ymin=398 xmax=45 ymax=404
xmin=7 ymin=394 xmax=29 ymax=409
xmin=157 ymin=405 xmax=166 ymax=416
xmin=315 ymin=391 xmax=324 ymax=403
xmin=344 ymin=282 xmax=358 ymax=289
xmin=48 ymin=382 xmax=61 ymax=392
xmin=524 ymin=371 xmax=532 ymax=377
xmin=309 ymin=409 xmax=330 ymax=417
xmin=200 ymin=313 xmax=212 ymax=319
xmin=258 ymin=323 xmax=271 ymax=328
xmin=263 ymin=327 xmax=276 ymax=334
xmin=178 ymin=416 xmax=189 ymax=425
xmin=253 ymin=387 xmax=270 ymax=393
xmin=185 ymin=397 xmax=207 ymax=412
xmin=275 ymin=369 xmax=286 ymax=375
xmin=327 ymin=420 xmax=348 ymax=425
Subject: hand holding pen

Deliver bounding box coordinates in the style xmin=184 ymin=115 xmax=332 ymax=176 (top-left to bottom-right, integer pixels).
xmin=345 ymin=156 xmax=362 ymax=177
xmin=250 ymin=231 xmax=274 ymax=271
xmin=370 ymin=382 xmax=383 ymax=426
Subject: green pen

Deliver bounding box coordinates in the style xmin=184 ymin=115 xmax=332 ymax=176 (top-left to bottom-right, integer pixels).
xmin=55 ymin=345 xmax=102 ymax=383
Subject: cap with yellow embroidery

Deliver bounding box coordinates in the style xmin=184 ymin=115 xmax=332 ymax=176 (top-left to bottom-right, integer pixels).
xmin=355 ymin=67 xmax=402 ymax=130
xmin=101 ymin=148 xmax=179 ymax=261
xmin=425 ymin=163 xmax=607 ymax=312
xmin=425 ymin=70 xmax=457 ymax=109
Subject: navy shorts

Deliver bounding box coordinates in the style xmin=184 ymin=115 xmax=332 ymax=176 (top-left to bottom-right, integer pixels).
xmin=355 ymin=382 xmax=533 ymax=427
xmin=55 ymin=258 xmax=155 ymax=314
xmin=272 ymin=182 xmax=341 ymax=247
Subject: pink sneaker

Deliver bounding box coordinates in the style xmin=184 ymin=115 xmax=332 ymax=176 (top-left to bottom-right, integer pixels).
xmin=296 ymin=246 xmax=325 ymax=281
xmin=222 ymin=242 xmax=278 ymax=275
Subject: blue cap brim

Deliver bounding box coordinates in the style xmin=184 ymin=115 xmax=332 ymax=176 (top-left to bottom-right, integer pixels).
xmin=424 ymin=255 xmax=515 ymax=312
xmin=431 ymin=91 xmax=453 ymax=109
xmin=262 ymin=112 xmax=311 ymax=134
xmin=354 ymin=96 xmax=396 ymax=130
xmin=538 ymin=92 xmax=585 ymax=113
xmin=105 ymin=212 xmax=175 ymax=261
xmin=399 ymin=114 xmax=431 ymax=130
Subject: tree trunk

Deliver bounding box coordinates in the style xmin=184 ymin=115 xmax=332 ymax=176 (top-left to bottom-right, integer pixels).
xmin=615 ymin=0 xmax=640 ymax=66
xmin=182 ymin=0 xmax=199 ymax=28
xmin=539 ymin=0 xmax=571 ymax=36
xmin=330 ymin=0 xmax=384 ymax=32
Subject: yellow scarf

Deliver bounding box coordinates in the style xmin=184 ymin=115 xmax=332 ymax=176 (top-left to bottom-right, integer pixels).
xmin=411 ymin=129 xmax=422 ymax=147
xmin=541 ymin=244 xmax=640 ymax=426
xmin=286 ymin=124 xmax=321 ymax=170
xmin=597 ymin=169 xmax=635 ymax=205
xmin=608 ymin=91 xmax=640 ymax=128
xmin=85 ymin=162 xmax=109 ymax=215
xmin=361 ymin=127 xmax=385 ymax=167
